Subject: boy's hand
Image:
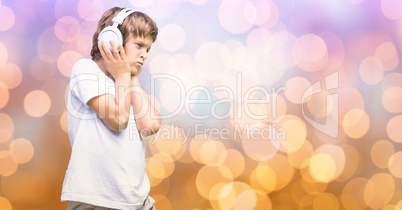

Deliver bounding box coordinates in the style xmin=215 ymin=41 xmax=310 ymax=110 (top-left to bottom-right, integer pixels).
xmin=99 ymin=41 xmax=130 ymax=78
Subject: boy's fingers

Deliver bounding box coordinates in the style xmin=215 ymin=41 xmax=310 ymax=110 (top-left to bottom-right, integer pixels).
xmin=109 ymin=41 xmax=120 ymax=59
xmin=99 ymin=43 xmax=107 ymax=59
xmin=100 ymin=42 xmax=114 ymax=61
xmin=118 ymin=45 xmax=126 ymax=60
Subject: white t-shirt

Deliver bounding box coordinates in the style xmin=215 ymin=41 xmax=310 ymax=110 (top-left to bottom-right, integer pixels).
xmin=61 ymin=59 xmax=150 ymax=209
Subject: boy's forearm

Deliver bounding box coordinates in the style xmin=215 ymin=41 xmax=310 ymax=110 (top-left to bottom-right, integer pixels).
xmin=114 ymin=74 xmax=132 ymax=130
xmin=131 ymin=77 xmax=161 ymax=136
xmin=88 ymin=73 xmax=132 ymax=132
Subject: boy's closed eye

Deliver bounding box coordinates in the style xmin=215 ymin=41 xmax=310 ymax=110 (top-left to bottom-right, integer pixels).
xmin=134 ymin=42 xmax=151 ymax=53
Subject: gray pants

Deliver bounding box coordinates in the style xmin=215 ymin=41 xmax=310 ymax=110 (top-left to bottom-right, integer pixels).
xmin=67 ymin=196 xmax=156 ymax=210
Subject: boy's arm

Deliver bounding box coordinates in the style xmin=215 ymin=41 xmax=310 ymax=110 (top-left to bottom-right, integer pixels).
xmin=131 ymin=76 xmax=161 ymax=137
xmin=87 ymin=42 xmax=132 ymax=131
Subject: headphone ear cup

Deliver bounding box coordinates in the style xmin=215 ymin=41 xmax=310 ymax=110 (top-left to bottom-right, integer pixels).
xmin=98 ymin=26 xmax=123 ymax=51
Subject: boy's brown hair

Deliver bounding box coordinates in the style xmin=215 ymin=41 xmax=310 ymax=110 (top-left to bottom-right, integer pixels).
xmin=90 ymin=7 xmax=158 ymax=61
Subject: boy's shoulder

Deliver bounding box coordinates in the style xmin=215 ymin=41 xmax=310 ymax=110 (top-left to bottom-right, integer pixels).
xmin=73 ymin=58 xmax=96 ymax=69
xmin=71 ymin=59 xmax=99 ymax=77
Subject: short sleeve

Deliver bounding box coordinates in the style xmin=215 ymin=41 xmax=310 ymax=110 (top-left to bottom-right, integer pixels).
xmin=69 ymin=59 xmax=115 ymax=106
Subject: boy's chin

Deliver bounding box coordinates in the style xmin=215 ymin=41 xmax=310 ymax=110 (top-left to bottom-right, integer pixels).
xmin=130 ymin=67 xmax=141 ymax=76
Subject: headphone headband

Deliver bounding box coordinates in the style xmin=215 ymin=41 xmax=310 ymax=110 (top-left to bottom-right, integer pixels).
xmin=98 ymin=8 xmax=136 ymax=50
xmin=112 ymin=8 xmax=136 ymax=27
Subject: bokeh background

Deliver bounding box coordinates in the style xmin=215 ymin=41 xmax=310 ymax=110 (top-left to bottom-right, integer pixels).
xmin=1 ymin=0 xmax=402 ymax=209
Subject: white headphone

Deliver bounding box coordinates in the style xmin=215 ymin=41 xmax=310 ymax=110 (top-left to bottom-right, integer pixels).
xmin=98 ymin=8 xmax=136 ymax=50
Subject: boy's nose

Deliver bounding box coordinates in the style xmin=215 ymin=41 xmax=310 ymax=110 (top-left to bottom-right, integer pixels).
xmin=140 ymin=51 xmax=147 ymax=60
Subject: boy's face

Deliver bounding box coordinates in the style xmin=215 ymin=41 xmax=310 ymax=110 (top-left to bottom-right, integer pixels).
xmin=124 ymin=35 xmax=153 ymax=75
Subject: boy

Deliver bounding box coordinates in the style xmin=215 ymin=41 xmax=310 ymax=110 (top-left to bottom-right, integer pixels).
xmin=62 ymin=7 xmax=160 ymax=210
